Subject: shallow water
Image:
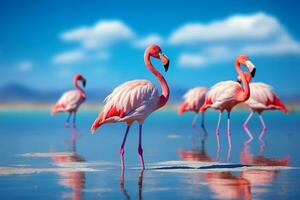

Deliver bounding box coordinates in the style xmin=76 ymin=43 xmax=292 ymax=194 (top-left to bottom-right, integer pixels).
xmin=0 ymin=110 xmax=299 ymax=199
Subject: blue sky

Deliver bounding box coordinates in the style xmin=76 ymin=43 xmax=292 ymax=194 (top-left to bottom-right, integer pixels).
xmin=1 ymin=0 xmax=300 ymax=96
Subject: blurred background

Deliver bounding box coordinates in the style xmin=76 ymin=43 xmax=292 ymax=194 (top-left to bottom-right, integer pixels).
xmin=1 ymin=0 xmax=300 ymax=109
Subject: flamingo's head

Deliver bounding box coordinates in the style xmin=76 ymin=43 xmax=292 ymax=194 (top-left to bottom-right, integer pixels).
xmin=146 ymin=44 xmax=170 ymax=72
xmin=74 ymin=74 xmax=87 ymax=87
xmin=237 ymin=55 xmax=256 ymax=78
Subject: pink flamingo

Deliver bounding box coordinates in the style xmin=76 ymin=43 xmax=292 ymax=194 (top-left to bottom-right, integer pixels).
xmin=200 ymin=55 xmax=256 ymax=149
xmin=51 ymin=74 xmax=86 ymax=128
xmin=237 ymin=72 xmax=288 ymax=138
xmin=90 ymin=44 xmax=170 ymax=169
xmin=178 ymin=87 xmax=208 ymax=128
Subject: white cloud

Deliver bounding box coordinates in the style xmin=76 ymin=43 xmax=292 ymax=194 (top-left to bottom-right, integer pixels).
xmin=179 ymin=46 xmax=233 ymax=67
xmin=134 ymin=34 xmax=164 ymax=48
xmin=53 ymin=50 xmax=85 ymax=64
xmin=95 ymin=51 xmax=110 ymax=60
xmin=18 ymin=61 xmax=33 ymax=71
xmin=61 ymin=20 xmax=135 ymax=49
xmin=179 ymin=53 xmax=206 ymax=67
xmin=242 ymin=35 xmax=300 ymax=55
xmin=171 ymin=12 xmax=300 ymax=67
xmin=169 ymin=12 xmax=283 ymax=44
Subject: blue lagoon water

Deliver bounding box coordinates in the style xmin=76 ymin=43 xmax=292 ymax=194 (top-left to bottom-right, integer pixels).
xmin=0 ymin=110 xmax=299 ymax=199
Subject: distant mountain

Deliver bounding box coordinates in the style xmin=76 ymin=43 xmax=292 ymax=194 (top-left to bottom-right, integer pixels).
xmin=0 ymin=83 xmax=299 ymax=104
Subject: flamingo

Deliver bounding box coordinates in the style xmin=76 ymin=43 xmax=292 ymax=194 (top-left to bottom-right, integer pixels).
xmin=237 ymin=72 xmax=288 ymax=138
xmin=199 ymin=55 xmax=256 ymax=149
xmin=51 ymin=74 xmax=86 ymax=128
xmin=178 ymin=87 xmax=208 ymax=128
xmin=90 ymin=44 xmax=170 ymax=169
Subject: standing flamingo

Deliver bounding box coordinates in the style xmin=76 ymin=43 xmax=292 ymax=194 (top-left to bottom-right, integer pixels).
xmin=51 ymin=74 xmax=86 ymax=128
xmin=237 ymin=72 xmax=288 ymax=138
xmin=90 ymin=44 xmax=170 ymax=170
xmin=178 ymin=87 xmax=208 ymax=128
xmin=199 ymin=55 xmax=256 ymax=149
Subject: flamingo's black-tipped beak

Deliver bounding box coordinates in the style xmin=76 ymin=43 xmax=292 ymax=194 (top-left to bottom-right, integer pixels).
xmin=251 ymin=68 xmax=256 ymax=78
xmin=236 ymin=79 xmax=242 ymax=84
xmin=82 ymin=79 xmax=86 ymax=87
xmin=245 ymin=60 xmax=256 ymax=78
xmin=164 ymin=60 xmax=169 ymax=72
xmin=159 ymin=52 xmax=169 ymax=72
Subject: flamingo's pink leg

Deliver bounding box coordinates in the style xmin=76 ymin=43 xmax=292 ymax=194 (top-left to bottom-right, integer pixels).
xmin=227 ymin=145 xmax=231 ymax=163
xmin=243 ymin=111 xmax=253 ymax=128
xmin=72 ymin=112 xmax=77 ymax=128
xmin=138 ymin=124 xmax=145 ymax=169
xmin=216 ymin=112 xmax=222 ymax=135
xmin=120 ymin=125 xmax=131 ymax=170
xmin=243 ymin=126 xmax=254 ymax=140
xmin=65 ymin=112 xmax=72 ymax=128
xmin=216 ymin=112 xmax=222 ymax=150
xmin=227 ymin=111 xmax=232 ymax=149
xmin=216 ymin=136 xmax=220 ymax=161
xmin=201 ymin=112 xmax=205 ymax=128
xmin=191 ymin=114 xmax=199 ymax=128
xmin=258 ymin=114 xmax=267 ymax=131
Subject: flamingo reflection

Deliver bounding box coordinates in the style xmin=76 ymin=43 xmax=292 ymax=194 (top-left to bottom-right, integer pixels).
xmin=240 ymin=129 xmax=290 ymax=196
xmin=120 ymin=169 xmax=144 ymax=200
xmin=178 ymin=128 xmax=251 ymax=200
xmin=51 ymin=129 xmax=85 ymax=200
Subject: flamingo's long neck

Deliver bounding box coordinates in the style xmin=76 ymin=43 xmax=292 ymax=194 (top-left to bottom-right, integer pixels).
xmin=73 ymin=79 xmax=86 ymax=98
xmin=235 ymin=61 xmax=250 ymax=102
xmin=144 ymin=51 xmax=169 ymax=109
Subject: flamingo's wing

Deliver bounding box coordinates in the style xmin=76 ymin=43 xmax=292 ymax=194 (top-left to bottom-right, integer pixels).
xmin=56 ymin=90 xmax=83 ymax=111
xmin=179 ymin=87 xmax=208 ymax=114
xmin=207 ymin=81 xmax=241 ymax=104
xmin=248 ymin=83 xmax=274 ymax=104
xmin=100 ymin=80 xmax=159 ymax=123
xmin=246 ymin=82 xmax=287 ymax=112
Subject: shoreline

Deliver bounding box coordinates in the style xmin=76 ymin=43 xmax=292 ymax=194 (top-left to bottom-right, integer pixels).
xmin=0 ymin=102 xmax=300 ymax=112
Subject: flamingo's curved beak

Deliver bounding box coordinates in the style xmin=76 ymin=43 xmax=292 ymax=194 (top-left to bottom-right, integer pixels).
xmin=82 ymin=79 xmax=86 ymax=87
xmin=159 ymin=52 xmax=169 ymax=72
xmin=245 ymin=60 xmax=256 ymax=77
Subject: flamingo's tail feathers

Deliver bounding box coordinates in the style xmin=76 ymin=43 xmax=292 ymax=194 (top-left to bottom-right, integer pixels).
xmin=273 ymin=96 xmax=288 ymax=113
xmin=90 ymin=113 xmax=104 ymax=134
xmin=51 ymin=104 xmax=65 ymax=115
xmin=178 ymin=102 xmax=189 ymax=115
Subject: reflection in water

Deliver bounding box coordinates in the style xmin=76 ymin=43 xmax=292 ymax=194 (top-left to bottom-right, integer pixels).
xmin=204 ymin=172 xmax=251 ymax=200
xmin=178 ymin=128 xmax=251 ymax=200
xmin=179 ymin=127 xmax=211 ymax=162
xmin=51 ymin=128 xmax=85 ymax=200
xmin=178 ymin=127 xmax=290 ymax=200
xmin=120 ymin=169 xmax=144 ymax=200
xmin=240 ymin=128 xmax=290 ymax=197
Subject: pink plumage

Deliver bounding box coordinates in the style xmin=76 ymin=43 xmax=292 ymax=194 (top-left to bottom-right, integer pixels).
xmin=199 ymin=55 xmax=256 ymax=149
xmin=242 ymin=80 xmax=288 ymax=137
xmin=91 ymin=80 xmax=160 ymax=128
xmin=178 ymin=87 xmax=208 ymax=114
xmin=245 ymin=82 xmax=288 ymax=113
xmin=200 ymin=81 xmax=246 ymax=113
xmin=90 ymin=44 xmax=170 ymax=170
xmin=178 ymin=87 xmax=208 ymax=128
xmin=51 ymin=74 xmax=86 ymax=128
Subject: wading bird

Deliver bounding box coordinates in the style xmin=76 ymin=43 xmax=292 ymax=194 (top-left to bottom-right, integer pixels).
xmin=91 ymin=44 xmax=170 ymax=170
xmin=178 ymin=87 xmax=208 ymax=128
xmin=237 ymin=72 xmax=288 ymax=138
xmin=200 ymin=55 xmax=256 ymax=149
xmin=51 ymin=74 xmax=86 ymax=128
